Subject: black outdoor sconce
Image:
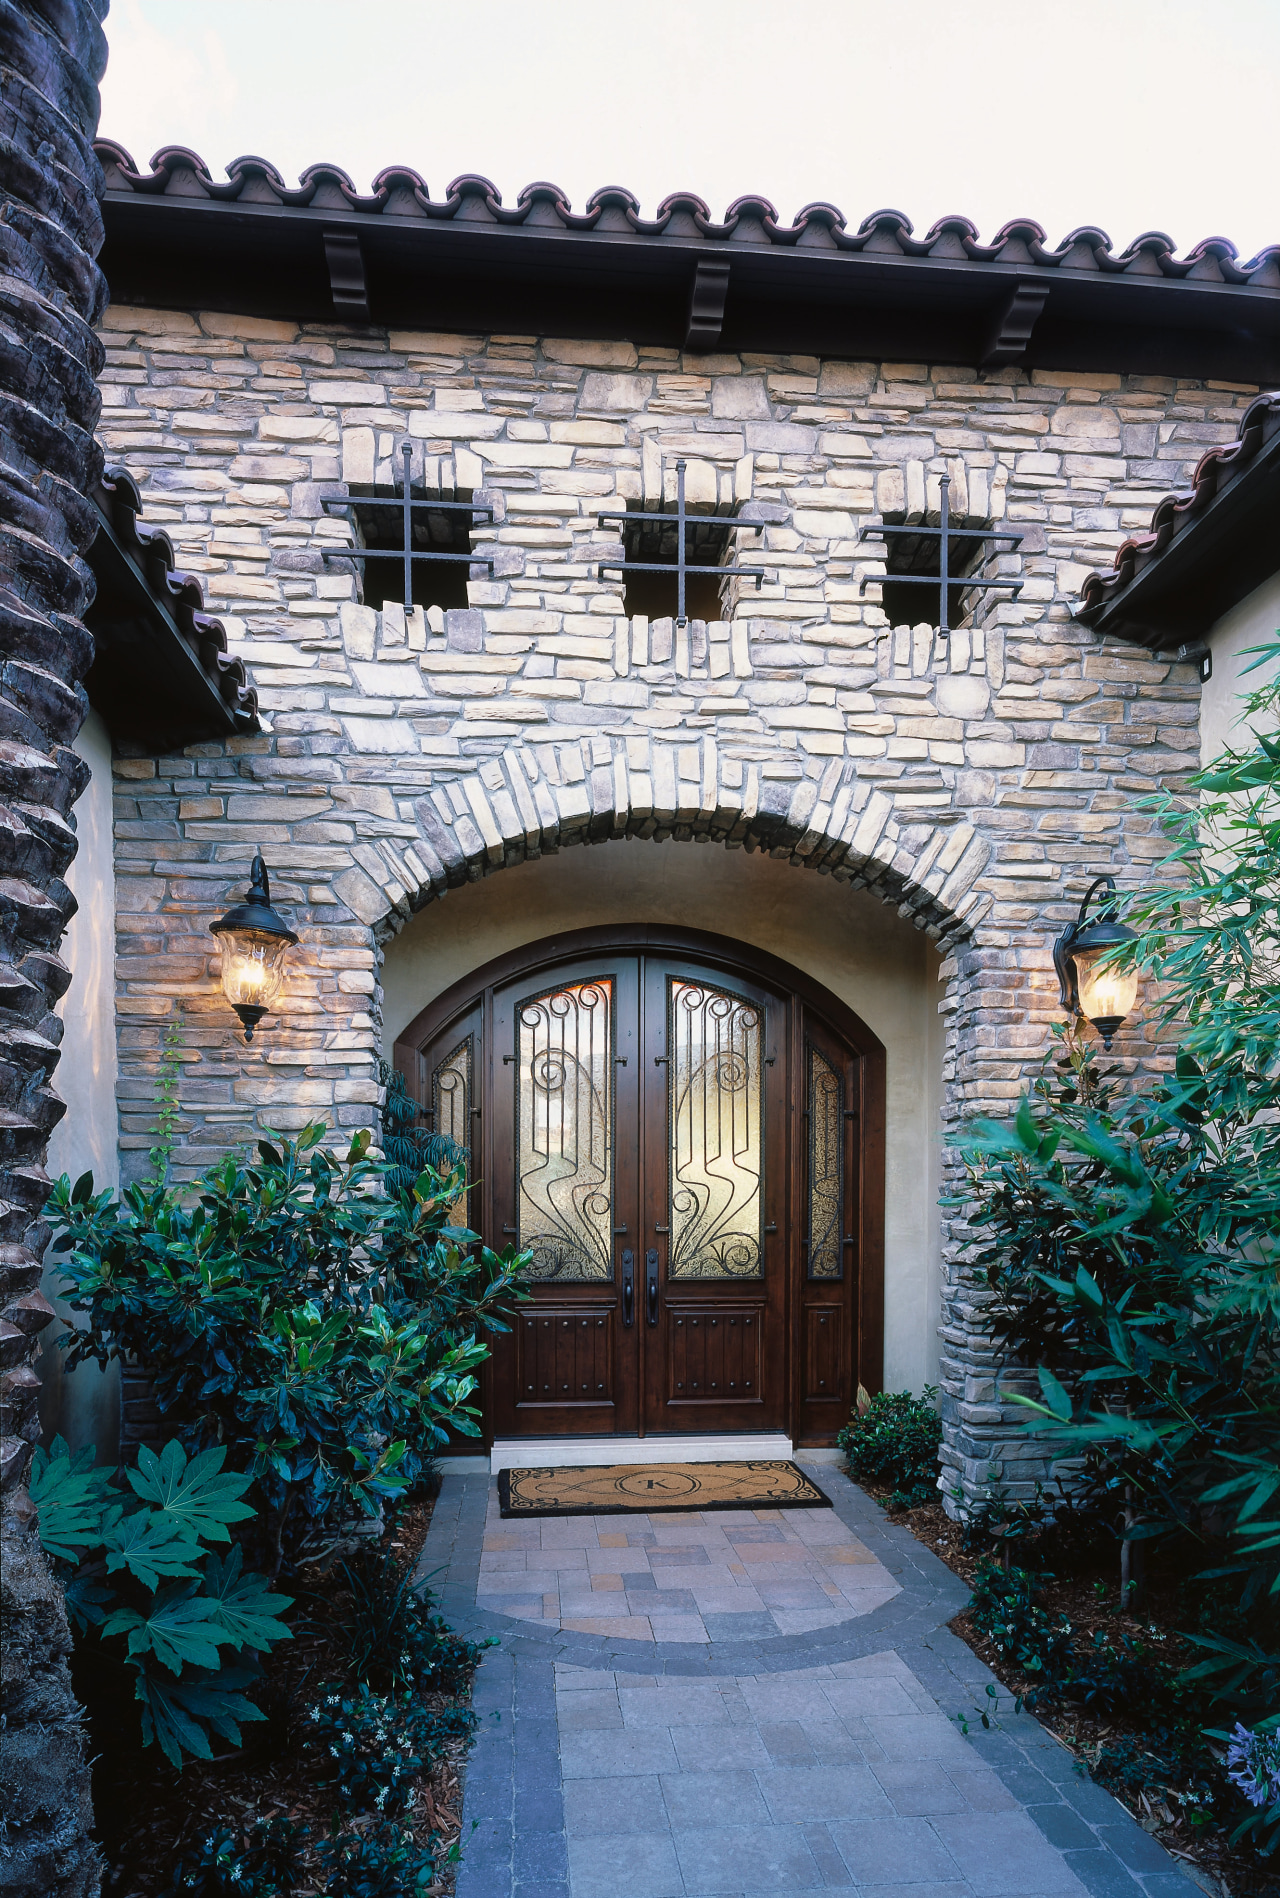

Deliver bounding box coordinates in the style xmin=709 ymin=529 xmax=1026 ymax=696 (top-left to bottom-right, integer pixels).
xmin=1053 ymin=875 xmax=1139 ymax=1050
xmin=210 ymin=853 xmax=298 ymax=1042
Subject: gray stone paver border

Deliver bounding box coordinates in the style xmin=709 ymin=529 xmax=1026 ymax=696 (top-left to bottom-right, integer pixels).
xmin=418 ymin=1469 xmax=1204 ymax=1898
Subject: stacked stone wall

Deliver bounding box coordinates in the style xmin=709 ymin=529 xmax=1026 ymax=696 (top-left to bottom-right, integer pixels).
xmin=94 ymin=308 xmax=1257 ymax=1501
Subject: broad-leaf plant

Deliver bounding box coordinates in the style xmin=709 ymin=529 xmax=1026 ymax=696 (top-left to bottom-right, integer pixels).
xmin=48 ymin=1124 xmax=528 ymax=1573
xmin=30 ymin=1435 xmax=292 ymax=1767
xmin=954 ymin=636 xmax=1280 ymax=1855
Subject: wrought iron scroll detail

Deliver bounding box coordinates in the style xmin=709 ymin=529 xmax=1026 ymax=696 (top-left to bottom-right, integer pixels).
xmin=432 ymin=1035 xmax=472 ymax=1222
xmin=516 ymin=980 xmax=614 ymax=1282
xmin=807 ymin=1045 xmax=843 ymax=1281
xmin=668 ymin=979 xmax=763 ymax=1280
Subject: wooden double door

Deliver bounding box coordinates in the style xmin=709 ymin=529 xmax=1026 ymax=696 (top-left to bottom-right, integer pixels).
xmin=394 ymin=928 xmax=884 ymax=1445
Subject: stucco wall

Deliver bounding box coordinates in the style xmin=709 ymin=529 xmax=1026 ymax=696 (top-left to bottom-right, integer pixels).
xmin=38 ymin=710 xmax=120 ymax=1456
xmin=95 ymin=307 xmax=1250 ymax=1500
xmin=382 ymin=836 xmax=944 ymax=1393
xmin=1202 ymin=569 xmax=1280 ymax=765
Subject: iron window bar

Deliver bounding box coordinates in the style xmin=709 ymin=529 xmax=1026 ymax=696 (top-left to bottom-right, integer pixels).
xmin=321 ymin=440 xmax=495 ymax=613
xmin=857 ymin=471 xmax=1023 ymax=638
xmin=597 ymin=457 xmax=766 ymax=627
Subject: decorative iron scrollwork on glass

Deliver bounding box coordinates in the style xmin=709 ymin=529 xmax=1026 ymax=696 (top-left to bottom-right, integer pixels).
xmin=807 ymin=1045 xmax=843 ymax=1281
xmin=516 ymin=980 xmax=614 ymax=1282
xmin=668 ymin=979 xmax=763 ymax=1279
xmin=432 ymin=1035 xmax=472 ymax=1222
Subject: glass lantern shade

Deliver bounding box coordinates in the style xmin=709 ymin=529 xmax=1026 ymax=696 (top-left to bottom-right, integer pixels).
xmin=1053 ymin=874 xmax=1140 ymax=1051
xmin=210 ymin=854 xmax=298 ymax=1042
xmin=1072 ymin=945 xmax=1140 ymax=1045
xmin=218 ymin=928 xmax=290 ymax=1017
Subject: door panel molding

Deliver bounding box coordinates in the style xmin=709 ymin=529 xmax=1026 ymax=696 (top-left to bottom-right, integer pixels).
xmin=393 ymin=924 xmax=886 ymax=1445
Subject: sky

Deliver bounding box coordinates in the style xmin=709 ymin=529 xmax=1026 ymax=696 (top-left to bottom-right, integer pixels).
xmin=98 ymin=0 xmax=1279 ymax=262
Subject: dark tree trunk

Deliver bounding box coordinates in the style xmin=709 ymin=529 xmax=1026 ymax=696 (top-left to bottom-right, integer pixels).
xmin=0 ymin=2 xmax=109 ymax=1892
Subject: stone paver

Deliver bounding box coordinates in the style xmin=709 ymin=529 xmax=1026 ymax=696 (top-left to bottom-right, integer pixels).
xmin=558 ymin=1658 xmax=1086 ymax=1897
xmin=423 ymin=1466 xmax=1205 ymax=1898
xmin=479 ymin=1487 xmax=898 ymax=1639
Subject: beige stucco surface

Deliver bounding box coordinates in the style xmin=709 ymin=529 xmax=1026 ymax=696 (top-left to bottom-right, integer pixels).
xmin=39 ymin=710 xmax=121 ymax=1455
xmin=381 ymin=836 xmax=944 ymax=1394
xmin=1203 ymin=569 xmax=1280 ymax=765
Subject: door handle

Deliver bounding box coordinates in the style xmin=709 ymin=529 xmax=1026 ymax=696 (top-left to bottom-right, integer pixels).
xmin=621 ymin=1249 xmax=634 ymax=1328
xmin=646 ymin=1248 xmax=660 ymax=1326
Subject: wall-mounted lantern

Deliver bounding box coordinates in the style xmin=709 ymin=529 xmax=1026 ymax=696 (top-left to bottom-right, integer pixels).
xmin=1053 ymin=875 xmax=1139 ymax=1050
xmin=210 ymin=853 xmax=298 ymax=1043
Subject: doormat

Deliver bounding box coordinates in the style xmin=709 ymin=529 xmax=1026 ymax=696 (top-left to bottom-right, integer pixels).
xmin=497 ymin=1459 xmax=831 ymax=1518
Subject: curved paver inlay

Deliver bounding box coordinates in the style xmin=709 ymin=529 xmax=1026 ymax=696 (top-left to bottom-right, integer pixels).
xmin=478 ymin=1484 xmax=900 ymax=1642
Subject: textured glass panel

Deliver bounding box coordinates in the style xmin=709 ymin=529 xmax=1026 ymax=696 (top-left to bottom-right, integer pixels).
xmin=432 ymin=1036 xmax=471 ymax=1221
xmin=517 ymin=980 xmax=613 ymax=1282
xmin=807 ymin=1045 xmax=843 ymax=1281
xmin=669 ymin=979 xmax=763 ymax=1279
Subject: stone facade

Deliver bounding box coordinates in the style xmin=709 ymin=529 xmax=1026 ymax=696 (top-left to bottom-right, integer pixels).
xmin=94 ymin=307 xmax=1258 ymax=1500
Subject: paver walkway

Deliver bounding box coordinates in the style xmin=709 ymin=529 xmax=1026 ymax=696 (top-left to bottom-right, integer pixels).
xmin=478 ymin=1490 xmax=900 ymax=1640
xmin=417 ymin=1464 xmax=1203 ymax=1898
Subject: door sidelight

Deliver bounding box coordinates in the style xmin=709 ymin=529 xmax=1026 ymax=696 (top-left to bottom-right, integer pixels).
xmin=646 ymin=1248 xmax=660 ymax=1326
xmin=621 ymin=1249 xmax=635 ymax=1328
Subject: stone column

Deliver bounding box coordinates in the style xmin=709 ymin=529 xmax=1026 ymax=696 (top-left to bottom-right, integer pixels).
xmin=0 ymin=2 xmax=109 ymax=1891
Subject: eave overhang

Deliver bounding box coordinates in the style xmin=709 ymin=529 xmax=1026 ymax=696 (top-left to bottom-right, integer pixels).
xmin=85 ymin=467 xmax=259 ymax=750
xmin=1077 ymin=392 xmax=1280 ymax=649
xmin=94 ymin=144 xmax=1280 ymax=383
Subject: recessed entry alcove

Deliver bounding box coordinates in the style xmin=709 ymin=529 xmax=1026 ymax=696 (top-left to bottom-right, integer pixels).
xmin=380 ymin=838 xmax=946 ymax=1422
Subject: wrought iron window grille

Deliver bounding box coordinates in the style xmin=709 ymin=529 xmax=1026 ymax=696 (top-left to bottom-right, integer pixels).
xmin=858 ymin=472 xmax=1023 ymax=641
xmin=597 ymin=458 xmax=766 ymax=626
xmin=321 ymin=441 xmax=495 ymax=613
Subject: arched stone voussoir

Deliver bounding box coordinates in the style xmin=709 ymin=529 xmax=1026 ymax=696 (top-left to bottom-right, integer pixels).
xmin=339 ymin=734 xmax=988 ymax=949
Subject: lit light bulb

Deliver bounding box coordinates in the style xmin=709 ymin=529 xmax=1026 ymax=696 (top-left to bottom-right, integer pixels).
xmin=1073 ymin=947 xmax=1140 ymax=1048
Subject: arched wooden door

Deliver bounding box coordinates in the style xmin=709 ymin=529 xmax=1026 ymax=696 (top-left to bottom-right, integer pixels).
xmin=394 ymin=927 xmax=884 ymax=1446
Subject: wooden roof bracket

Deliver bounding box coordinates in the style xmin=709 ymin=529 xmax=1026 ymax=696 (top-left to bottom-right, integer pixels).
xmin=981 ymin=279 xmax=1050 ymax=367
xmin=685 ymin=259 xmax=731 ymax=352
xmin=324 ymin=228 xmax=370 ymax=323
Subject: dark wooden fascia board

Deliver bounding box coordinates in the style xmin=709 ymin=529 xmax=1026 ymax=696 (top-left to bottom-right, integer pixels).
xmin=1081 ymin=432 xmax=1280 ymax=647
xmin=85 ymin=504 xmax=243 ymax=749
xmin=99 ymin=190 xmax=1280 ymax=382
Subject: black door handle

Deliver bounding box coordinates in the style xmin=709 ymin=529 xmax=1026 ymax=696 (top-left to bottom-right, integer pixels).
xmin=646 ymin=1248 xmax=659 ymax=1326
xmin=621 ymin=1249 xmax=634 ymax=1328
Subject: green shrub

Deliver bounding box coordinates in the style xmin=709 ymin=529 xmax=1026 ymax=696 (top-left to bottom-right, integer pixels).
xmin=29 ymin=1435 xmax=292 ymax=1768
xmin=47 ymin=1123 xmax=528 ymax=1570
xmin=968 ymin=1559 xmax=1073 ymax=1683
xmin=315 ymin=1820 xmax=438 ymax=1898
xmin=305 ymin=1682 xmax=475 ymax=1814
xmin=837 ymin=1386 xmax=942 ymax=1508
xmin=953 ymin=638 xmax=1280 ymax=1642
xmin=338 ymin=1545 xmax=488 ymax=1697
xmin=379 ymin=1061 xmax=466 ymax=1195
xmin=159 ymin=1818 xmax=305 ymax=1897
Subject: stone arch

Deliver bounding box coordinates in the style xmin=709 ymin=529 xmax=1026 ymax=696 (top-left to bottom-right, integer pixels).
xmin=331 ymin=732 xmax=993 ymax=952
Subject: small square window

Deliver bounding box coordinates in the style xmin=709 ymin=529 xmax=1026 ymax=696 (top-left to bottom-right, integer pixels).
xmin=878 ymin=516 xmax=995 ymax=629
xmin=619 ymin=501 xmax=737 ymax=622
xmin=346 ymin=484 xmax=475 ymax=613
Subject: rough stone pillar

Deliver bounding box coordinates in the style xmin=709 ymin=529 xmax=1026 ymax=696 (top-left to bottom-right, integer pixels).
xmin=0 ymin=2 xmax=109 ymax=1892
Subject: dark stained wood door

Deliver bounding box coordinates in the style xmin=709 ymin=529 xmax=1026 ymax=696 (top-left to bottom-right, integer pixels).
xmin=394 ymin=926 xmax=885 ymax=1447
xmin=489 ymin=954 xmax=641 ymax=1438
xmin=639 ymin=954 xmax=787 ymax=1436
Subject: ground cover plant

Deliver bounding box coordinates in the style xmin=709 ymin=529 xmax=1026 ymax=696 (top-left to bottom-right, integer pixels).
xmin=42 ymin=1120 xmax=528 ymax=1893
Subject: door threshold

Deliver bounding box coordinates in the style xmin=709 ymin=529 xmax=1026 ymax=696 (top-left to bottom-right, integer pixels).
xmin=489 ymin=1432 xmax=794 ymax=1474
